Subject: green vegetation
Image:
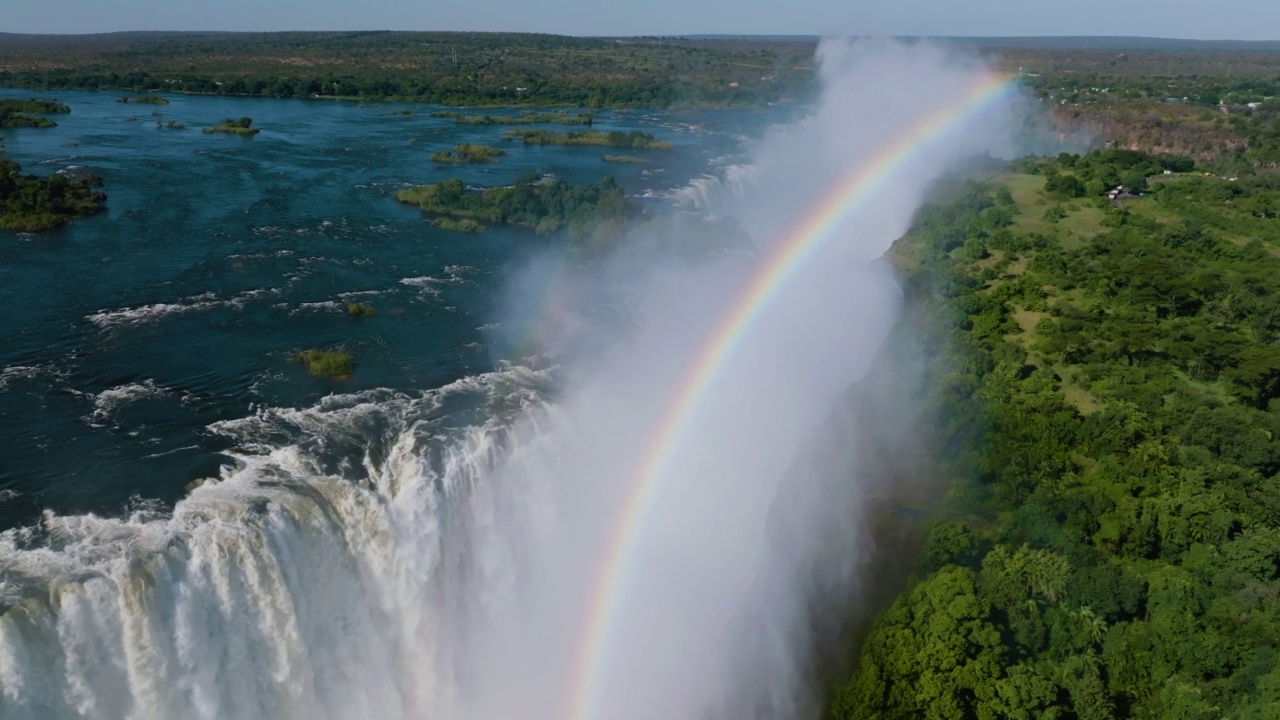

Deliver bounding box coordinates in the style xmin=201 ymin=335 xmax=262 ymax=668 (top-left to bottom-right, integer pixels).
xmin=0 ymin=32 xmax=816 ymax=108
xmin=431 ymin=109 xmax=596 ymax=125
xmin=0 ymin=98 xmax=69 ymax=114
xmin=505 ymin=129 xmax=672 ymax=150
xmin=435 ymin=217 xmax=486 ymax=233
xmin=430 ymin=143 xmax=506 ymax=163
xmin=834 ymin=149 xmax=1280 ymax=720
xmin=0 ymin=98 xmax=68 ymax=128
xmin=394 ymin=172 xmax=635 ymax=239
xmin=0 ymin=113 xmax=55 ymax=129
xmin=294 ymin=349 xmax=353 ymax=378
xmin=202 ymin=116 xmax=259 ymax=135
xmin=0 ymin=157 xmax=107 ymax=231
xmin=116 ymin=95 xmax=169 ymax=105
xmin=1034 ymin=148 xmax=1197 ymax=197
xmin=346 ymin=303 xmax=375 ymax=317
xmin=602 ymin=155 xmax=648 ymax=164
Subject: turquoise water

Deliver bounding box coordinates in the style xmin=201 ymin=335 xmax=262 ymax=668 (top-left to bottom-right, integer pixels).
xmin=0 ymin=89 xmax=773 ymax=529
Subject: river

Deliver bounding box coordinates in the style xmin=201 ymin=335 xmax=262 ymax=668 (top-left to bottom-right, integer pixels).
xmin=0 ymin=89 xmax=771 ymax=528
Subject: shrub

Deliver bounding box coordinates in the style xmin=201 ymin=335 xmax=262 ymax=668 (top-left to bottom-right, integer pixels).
xmin=294 ymin=349 xmax=354 ymax=378
xmin=436 ymin=218 xmax=485 ymax=232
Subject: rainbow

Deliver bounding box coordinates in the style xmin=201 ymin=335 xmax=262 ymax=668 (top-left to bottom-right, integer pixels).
xmin=567 ymin=70 xmax=1019 ymax=720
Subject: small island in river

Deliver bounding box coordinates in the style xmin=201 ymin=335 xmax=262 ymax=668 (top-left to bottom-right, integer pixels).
xmin=0 ymin=98 xmax=70 ymax=128
xmin=394 ymin=172 xmax=635 ymax=238
xmin=504 ymin=129 xmax=672 ymax=150
xmin=295 ymin=349 xmax=354 ymax=378
xmin=0 ymin=157 xmax=107 ymax=231
xmin=431 ymin=144 xmax=506 ymax=163
xmin=117 ymin=95 xmax=170 ymax=105
xmin=431 ymin=110 xmax=595 ymax=126
xmin=602 ymin=154 xmax=648 ymax=164
xmin=203 ymin=116 xmax=260 ymax=135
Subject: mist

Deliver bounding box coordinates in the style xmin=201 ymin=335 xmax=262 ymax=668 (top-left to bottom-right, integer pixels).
xmin=442 ymin=38 xmax=1021 ymax=720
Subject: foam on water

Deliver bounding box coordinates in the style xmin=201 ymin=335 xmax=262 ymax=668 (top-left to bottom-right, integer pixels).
xmin=84 ymin=381 xmax=172 ymax=425
xmin=671 ymin=164 xmax=760 ymax=216
xmin=0 ymin=365 xmax=68 ymax=393
xmin=86 ymin=288 xmax=290 ymax=328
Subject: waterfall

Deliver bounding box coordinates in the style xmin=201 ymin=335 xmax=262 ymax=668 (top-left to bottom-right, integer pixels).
xmin=671 ymin=164 xmax=760 ymax=217
xmin=0 ymin=370 xmax=550 ymax=720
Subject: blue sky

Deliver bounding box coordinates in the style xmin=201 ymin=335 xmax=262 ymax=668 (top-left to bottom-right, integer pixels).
xmin=6 ymin=0 xmax=1278 ymax=40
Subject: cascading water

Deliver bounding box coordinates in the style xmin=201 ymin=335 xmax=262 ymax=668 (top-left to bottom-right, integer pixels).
xmin=672 ymin=164 xmax=760 ymax=217
xmin=0 ymin=371 xmax=555 ymax=720
xmin=0 ymin=38 xmax=1022 ymax=720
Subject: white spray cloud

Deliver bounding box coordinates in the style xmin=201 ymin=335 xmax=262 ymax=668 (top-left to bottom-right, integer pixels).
xmin=445 ymin=37 xmax=1021 ymax=720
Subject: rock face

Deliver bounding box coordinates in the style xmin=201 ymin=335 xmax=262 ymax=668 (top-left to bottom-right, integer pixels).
xmin=1048 ymin=105 xmax=1263 ymax=165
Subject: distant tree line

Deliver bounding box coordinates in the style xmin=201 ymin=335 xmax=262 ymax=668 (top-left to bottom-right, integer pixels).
xmin=0 ymin=32 xmax=818 ymax=108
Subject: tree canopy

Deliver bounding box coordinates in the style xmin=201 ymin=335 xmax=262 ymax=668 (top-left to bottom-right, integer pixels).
xmin=836 ymin=151 xmax=1280 ymax=719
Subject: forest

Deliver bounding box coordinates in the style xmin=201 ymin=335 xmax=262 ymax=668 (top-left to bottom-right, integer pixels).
xmin=0 ymin=31 xmax=817 ymax=108
xmin=833 ymin=148 xmax=1280 ymax=719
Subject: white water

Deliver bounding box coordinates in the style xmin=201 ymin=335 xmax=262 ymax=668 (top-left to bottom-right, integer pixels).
xmin=0 ymin=39 xmax=1020 ymax=720
xmin=0 ymin=371 xmax=550 ymax=720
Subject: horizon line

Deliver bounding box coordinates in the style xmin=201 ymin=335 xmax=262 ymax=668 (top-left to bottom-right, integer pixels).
xmin=0 ymin=30 xmax=1278 ymax=44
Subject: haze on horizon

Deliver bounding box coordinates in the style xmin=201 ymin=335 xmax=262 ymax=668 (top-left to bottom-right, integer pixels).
xmin=4 ymin=0 xmax=1278 ymax=41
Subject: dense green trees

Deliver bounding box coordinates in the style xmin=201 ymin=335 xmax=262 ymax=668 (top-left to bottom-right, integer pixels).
xmin=0 ymin=157 xmax=106 ymax=231
xmin=0 ymin=32 xmax=816 ymax=108
xmin=837 ymin=152 xmax=1280 ymax=718
xmin=1039 ymin=149 xmax=1195 ymax=196
xmin=0 ymin=98 xmax=69 ymax=128
xmin=394 ymin=173 xmax=636 ymax=240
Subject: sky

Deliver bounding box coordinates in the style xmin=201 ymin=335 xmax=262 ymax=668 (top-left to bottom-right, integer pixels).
xmin=5 ymin=0 xmax=1278 ymax=40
